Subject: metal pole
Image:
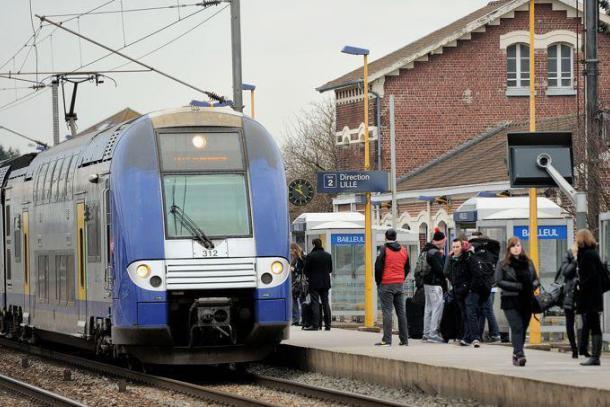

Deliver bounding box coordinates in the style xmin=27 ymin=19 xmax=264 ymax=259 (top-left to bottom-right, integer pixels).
xmin=250 ymin=89 xmax=255 ymax=119
xmin=51 ymin=80 xmax=60 ymax=145
xmin=389 ymin=95 xmax=397 ymax=230
xmin=585 ymin=0 xmax=598 ymax=230
xmin=363 ymin=54 xmax=374 ymax=329
xmin=230 ymin=0 xmax=243 ymax=112
xmin=528 ymin=0 xmax=541 ymax=345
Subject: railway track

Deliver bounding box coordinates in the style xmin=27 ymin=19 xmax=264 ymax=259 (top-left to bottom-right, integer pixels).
xmin=0 ymin=371 xmax=86 ymax=407
xmin=0 ymin=337 xmax=409 ymax=406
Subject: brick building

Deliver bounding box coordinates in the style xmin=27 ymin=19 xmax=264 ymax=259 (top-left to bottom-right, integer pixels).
xmin=318 ymin=0 xmax=610 ymax=236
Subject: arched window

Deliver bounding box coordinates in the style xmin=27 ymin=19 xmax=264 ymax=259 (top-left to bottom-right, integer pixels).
xmin=507 ymin=43 xmax=530 ymax=88
xmin=419 ymin=223 xmax=428 ymax=250
xmin=548 ymin=43 xmax=573 ymax=88
xmin=401 ymin=223 xmax=411 ymax=230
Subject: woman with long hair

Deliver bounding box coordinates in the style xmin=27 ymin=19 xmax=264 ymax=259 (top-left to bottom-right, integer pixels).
xmin=575 ymin=229 xmax=605 ymax=366
xmin=290 ymin=243 xmax=306 ymax=326
xmin=495 ymin=237 xmax=539 ymax=366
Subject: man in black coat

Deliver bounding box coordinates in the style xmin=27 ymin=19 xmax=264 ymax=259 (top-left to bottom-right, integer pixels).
xmin=303 ymin=238 xmax=333 ymax=330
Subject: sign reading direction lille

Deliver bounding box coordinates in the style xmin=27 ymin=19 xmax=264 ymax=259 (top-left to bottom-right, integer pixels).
xmin=317 ymin=171 xmax=389 ymax=193
xmin=513 ymin=225 xmax=568 ymax=240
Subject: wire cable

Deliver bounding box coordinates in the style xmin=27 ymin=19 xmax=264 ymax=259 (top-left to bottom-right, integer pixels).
xmin=28 ymin=0 xmax=39 ymax=82
xmin=0 ymin=87 xmax=48 ymax=113
xmin=110 ymin=4 xmax=229 ymax=71
xmin=44 ymin=2 xmax=215 ymax=18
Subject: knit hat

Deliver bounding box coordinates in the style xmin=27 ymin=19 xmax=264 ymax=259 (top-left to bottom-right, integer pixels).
xmin=432 ymin=227 xmax=446 ymax=242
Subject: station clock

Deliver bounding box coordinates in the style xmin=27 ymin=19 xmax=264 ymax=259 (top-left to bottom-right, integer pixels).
xmin=288 ymin=179 xmax=314 ymax=206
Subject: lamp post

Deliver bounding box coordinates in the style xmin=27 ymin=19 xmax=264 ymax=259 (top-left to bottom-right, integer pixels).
xmin=341 ymin=45 xmax=375 ymax=329
xmin=241 ymin=83 xmax=256 ymax=119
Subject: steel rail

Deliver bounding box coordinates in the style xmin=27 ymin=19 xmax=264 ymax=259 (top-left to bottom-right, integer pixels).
xmin=250 ymin=374 xmax=411 ymax=407
xmin=0 ymin=372 xmax=87 ymax=407
xmin=0 ymin=338 xmax=274 ymax=407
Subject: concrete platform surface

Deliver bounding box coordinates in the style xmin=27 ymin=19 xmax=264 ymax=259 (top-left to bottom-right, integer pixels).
xmin=279 ymin=327 xmax=610 ymax=406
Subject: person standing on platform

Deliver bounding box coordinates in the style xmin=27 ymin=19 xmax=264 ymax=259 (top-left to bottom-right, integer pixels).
xmin=479 ymin=286 xmax=501 ymax=342
xmin=303 ymin=238 xmax=333 ymax=331
xmin=374 ymin=229 xmax=410 ymax=347
xmin=444 ymin=238 xmax=478 ymax=346
xmin=495 ymin=237 xmax=539 ymax=367
xmin=418 ymin=228 xmax=447 ymax=343
xmin=555 ymin=245 xmax=579 ymax=358
xmin=290 ymin=243 xmax=306 ymax=326
xmin=575 ymin=229 xmax=605 ymax=366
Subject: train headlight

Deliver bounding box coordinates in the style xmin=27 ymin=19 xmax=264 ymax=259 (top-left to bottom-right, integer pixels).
xmin=270 ymin=261 xmax=284 ymax=275
xmin=192 ymin=135 xmax=207 ymax=149
xmin=136 ymin=264 xmax=151 ymax=279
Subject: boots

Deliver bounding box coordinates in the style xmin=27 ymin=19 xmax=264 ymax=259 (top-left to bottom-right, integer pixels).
xmin=580 ymin=335 xmax=602 ymax=366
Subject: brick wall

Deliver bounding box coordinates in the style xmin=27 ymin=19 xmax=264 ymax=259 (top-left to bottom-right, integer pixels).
xmin=334 ymin=4 xmax=610 ymax=177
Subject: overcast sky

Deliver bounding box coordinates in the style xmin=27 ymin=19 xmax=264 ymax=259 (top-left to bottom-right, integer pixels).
xmin=0 ymin=0 xmax=489 ymax=153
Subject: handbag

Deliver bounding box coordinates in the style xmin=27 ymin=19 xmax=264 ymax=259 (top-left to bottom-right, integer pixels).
xmin=533 ymin=283 xmax=562 ymax=313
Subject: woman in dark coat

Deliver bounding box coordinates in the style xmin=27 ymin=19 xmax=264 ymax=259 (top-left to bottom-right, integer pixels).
xmin=554 ymin=246 xmax=579 ymax=358
xmin=495 ymin=237 xmax=539 ymax=367
xmin=575 ymin=229 xmax=605 ymax=366
xmin=290 ymin=243 xmax=306 ymax=326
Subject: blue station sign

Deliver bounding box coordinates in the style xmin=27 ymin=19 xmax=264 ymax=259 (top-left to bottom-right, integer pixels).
xmin=317 ymin=171 xmax=389 ymax=193
xmin=513 ymin=225 xmax=568 ymax=240
xmin=331 ymin=234 xmax=365 ymax=246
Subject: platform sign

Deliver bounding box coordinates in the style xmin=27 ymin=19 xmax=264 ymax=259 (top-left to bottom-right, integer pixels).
xmin=331 ymin=234 xmax=365 ymax=246
xmin=514 ymin=225 xmax=567 ymax=240
xmin=317 ymin=171 xmax=389 ymax=193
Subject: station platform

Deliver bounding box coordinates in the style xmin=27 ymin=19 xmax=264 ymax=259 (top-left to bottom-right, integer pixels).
xmin=273 ymin=327 xmax=610 ymax=407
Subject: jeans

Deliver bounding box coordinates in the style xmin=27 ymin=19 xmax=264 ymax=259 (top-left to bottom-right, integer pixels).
xmin=292 ymin=294 xmax=301 ymax=324
xmin=579 ymin=313 xmax=590 ymax=354
xmin=310 ymin=289 xmax=331 ymax=329
xmin=464 ymin=291 xmax=483 ymax=343
xmin=586 ymin=311 xmax=602 ymax=335
xmin=479 ymin=292 xmax=500 ymax=338
xmin=423 ymin=285 xmax=444 ymax=338
xmin=379 ymin=284 xmax=409 ymax=344
xmin=504 ymin=307 xmax=531 ymax=356
xmin=564 ymin=309 xmax=577 ymax=352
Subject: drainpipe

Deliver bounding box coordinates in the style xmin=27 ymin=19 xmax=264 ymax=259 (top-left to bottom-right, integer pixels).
xmin=369 ymin=90 xmax=382 ymax=170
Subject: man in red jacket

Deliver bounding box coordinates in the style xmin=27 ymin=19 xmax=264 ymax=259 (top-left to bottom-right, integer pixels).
xmin=374 ymin=229 xmax=410 ymax=346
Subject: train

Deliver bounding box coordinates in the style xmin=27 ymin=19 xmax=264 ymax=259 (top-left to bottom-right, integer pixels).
xmin=0 ymin=106 xmax=291 ymax=366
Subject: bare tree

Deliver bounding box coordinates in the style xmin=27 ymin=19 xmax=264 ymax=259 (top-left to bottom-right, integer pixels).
xmin=282 ymin=99 xmax=340 ymax=219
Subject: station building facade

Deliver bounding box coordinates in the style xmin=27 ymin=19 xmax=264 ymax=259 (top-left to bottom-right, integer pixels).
xmin=318 ymin=0 xmax=610 ymax=338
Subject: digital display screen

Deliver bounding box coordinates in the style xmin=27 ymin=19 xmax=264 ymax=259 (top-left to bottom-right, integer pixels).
xmin=158 ymin=132 xmax=244 ymax=171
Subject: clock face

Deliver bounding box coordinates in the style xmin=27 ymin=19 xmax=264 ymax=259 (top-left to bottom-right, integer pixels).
xmin=288 ymin=179 xmax=314 ymax=206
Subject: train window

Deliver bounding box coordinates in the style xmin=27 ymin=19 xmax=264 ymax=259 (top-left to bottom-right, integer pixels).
xmin=87 ymin=203 xmax=101 ymax=263
xmin=34 ymin=163 xmax=48 ymax=204
xmin=5 ymin=205 xmax=9 ymax=236
xmin=66 ymin=156 xmax=78 ymax=198
xmin=66 ymin=255 xmax=75 ymax=303
xmin=6 ymin=249 xmax=11 ymax=280
xmin=158 ymin=132 xmax=244 ymax=172
xmin=57 ymin=255 xmax=67 ymax=304
xmin=51 ymin=158 xmax=65 ymax=202
xmin=44 ymin=161 xmax=57 ymax=203
xmin=37 ymin=255 xmax=48 ymax=301
xmin=59 ymin=156 xmax=72 ymax=199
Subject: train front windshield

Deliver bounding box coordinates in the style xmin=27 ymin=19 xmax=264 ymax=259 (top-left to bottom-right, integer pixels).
xmin=158 ymin=131 xmax=252 ymax=239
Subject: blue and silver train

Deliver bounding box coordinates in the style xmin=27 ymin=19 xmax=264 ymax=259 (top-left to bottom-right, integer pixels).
xmin=0 ymin=106 xmax=290 ymax=365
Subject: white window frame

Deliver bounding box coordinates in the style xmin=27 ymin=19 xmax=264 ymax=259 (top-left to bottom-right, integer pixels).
xmin=507 ymin=43 xmax=530 ymax=89
xmin=547 ymin=43 xmax=575 ymax=96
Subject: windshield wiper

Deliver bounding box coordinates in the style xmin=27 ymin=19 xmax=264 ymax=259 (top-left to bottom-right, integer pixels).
xmin=170 ymin=204 xmax=215 ymax=249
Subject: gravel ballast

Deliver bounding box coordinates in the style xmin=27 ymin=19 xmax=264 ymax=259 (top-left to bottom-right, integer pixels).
xmin=249 ymin=364 xmax=491 ymax=407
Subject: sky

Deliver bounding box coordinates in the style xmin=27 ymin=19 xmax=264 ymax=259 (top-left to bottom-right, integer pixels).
xmin=0 ymin=0 xmax=489 ymax=153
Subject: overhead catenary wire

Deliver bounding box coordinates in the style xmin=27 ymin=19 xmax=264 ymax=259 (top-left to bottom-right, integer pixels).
xmin=110 ymin=4 xmax=229 ymax=71
xmin=37 ymin=15 xmax=227 ymax=103
xmin=44 ymin=2 xmax=220 ymax=18
xmin=0 ymin=87 xmax=48 ymax=113
xmin=28 ymin=0 xmax=39 ymax=83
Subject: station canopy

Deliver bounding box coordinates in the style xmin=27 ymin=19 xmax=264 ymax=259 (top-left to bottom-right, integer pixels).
xmin=455 ymin=197 xmax=568 ymax=221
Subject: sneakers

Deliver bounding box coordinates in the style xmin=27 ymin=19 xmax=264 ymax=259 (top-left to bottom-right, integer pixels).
xmin=427 ymin=335 xmax=445 ymax=344
xmin=399 ymin=341 xmax=408 ymax=346
xmin=375 ymin=341 xmax=391 ymax=347
xmin=421 ymin=336 xmax=429 ymax=343
xmin=459 ymin=339 xmax=471 ymax=347
xmin=473 ymin=340 xmax=481 ymax=348
xmin=489 ymin=335 xmax=501 ymax=343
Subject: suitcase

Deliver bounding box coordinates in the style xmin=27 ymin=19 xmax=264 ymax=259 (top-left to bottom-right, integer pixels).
xmin=406 ymin=288 xmax=425 ymax=339
xmin=440 ymin=293 xmax=462 ymax=342
xmin=301 ymin=298 xmax=323 ymax=329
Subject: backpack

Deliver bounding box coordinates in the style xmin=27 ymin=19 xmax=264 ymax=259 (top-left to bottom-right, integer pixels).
xmin=414 ymin=249 xmax=432 ymax=287
xmin=469 ymin=239 xmax=500 ymax=299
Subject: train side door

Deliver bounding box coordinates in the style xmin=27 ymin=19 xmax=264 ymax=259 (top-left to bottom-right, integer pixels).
xmin=76 ymin=202 xmax=87 ymax=333
xmin=22 ymin=211 xmax=30 ymax=315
